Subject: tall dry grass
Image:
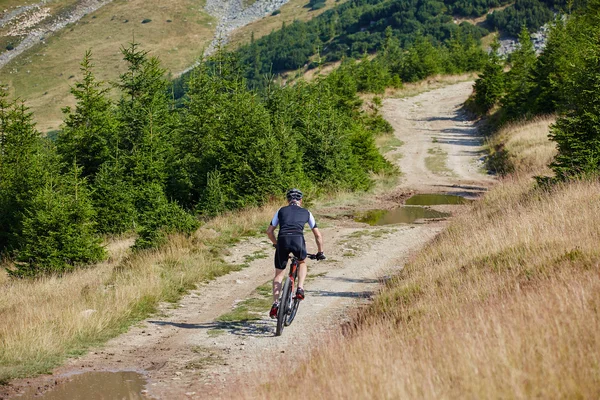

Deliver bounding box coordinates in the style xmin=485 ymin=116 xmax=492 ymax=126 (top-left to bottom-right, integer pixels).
xmin=242 ymin=118 xmax=600 ymax=398
xmin=487 ymin=116 xmax=557 ymax=176
xmin=0 ymin=203 xmax=277 ymax=383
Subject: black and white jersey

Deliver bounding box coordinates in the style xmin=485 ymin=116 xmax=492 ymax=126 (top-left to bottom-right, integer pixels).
xmin=270 ymin=204 xmax=317 ymax=237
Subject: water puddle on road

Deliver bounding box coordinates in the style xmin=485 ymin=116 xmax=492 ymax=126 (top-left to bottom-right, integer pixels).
xmin=355 ymin=207 xmax=449 ymax=225
xmin=405 ymin=193 xmax=472 ymax=206
xmin=18 ymin=371 xmax=151 ymax=400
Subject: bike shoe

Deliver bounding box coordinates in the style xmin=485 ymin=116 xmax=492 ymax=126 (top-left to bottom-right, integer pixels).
xmin=269 ymin=302 xmax=279 ymax=319
xmin=296 ymin=287 xmax=305 ymax=300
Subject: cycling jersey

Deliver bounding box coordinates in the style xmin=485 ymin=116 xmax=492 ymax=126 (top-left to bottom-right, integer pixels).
xmin=270 ymin=204 xmax=318 ymax=269
xmin=270 ymin=204 xmax=317 ymax=237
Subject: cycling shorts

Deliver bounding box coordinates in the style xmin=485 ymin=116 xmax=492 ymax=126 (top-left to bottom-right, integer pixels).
xmin=274 ymin=234 xmax=306 ymax=270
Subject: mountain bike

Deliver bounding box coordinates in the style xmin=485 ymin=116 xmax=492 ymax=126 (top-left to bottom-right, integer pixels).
xmin=275 ymin=253 xmax=318 ymax=336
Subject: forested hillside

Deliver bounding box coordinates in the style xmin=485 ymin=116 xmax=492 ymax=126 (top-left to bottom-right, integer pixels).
xmin=470 ymin=0 xmax=599 ymax=178
xmin=230 ymin=0 xmax=577 ymax=87
xmin=0 ymin=41 xmax=393 ymax=277
xmin=236 ymin=0 xmax=491 ymax=84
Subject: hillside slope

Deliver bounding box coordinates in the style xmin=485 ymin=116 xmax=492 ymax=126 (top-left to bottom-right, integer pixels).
xmin=0 ymin=0 xmax=305 ymax=132
xmin=0 ymin=0 xmax=215 ymax=131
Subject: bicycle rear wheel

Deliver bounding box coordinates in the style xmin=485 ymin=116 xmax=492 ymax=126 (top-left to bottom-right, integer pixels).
xmin=276 ymin=278 xmax=292 ymax=336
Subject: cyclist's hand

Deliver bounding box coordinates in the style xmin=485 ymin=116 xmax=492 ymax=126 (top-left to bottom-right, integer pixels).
xmin=272 ymin=243 xmax=277 ymax=248
xmin=316 ymin=252 xmax=326 ymax=261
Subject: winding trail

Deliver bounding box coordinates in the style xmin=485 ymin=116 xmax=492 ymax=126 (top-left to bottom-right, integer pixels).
xmin=5 ymin=81 xmax=493 ymax=399
xmin=383 ymin=80 xmax=495 ymax=195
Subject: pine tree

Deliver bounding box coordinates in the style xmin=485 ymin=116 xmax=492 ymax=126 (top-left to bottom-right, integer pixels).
xmin=473 ymin=38 xmax=505 ymax=115
xmin=57 ymin=50 xmax=118 ymax=180
xmin=0 ymin=95 xmax=49 ymax=252
xmin=501 ymin=27 xmax=537 ymax=119
xmin=92 ymin=162 xmax=137 ymax=234
xmin=549 ymin=2 xmax=600 ymax=179
xmin=10 ymin=162 xmax=106 ymax=277
xmin=115 ymin=42 xmax=174 ymax=187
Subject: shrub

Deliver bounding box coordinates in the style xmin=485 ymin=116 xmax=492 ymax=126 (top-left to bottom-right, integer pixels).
xmin=311 ymin=1 xmax=326 ymax=10
xmin=6 ymin=43 xmax=14 ymax=51
xmin=271 ymin=10 xmax=281 ymax=16
xmin=141 ymin=18 xmax=152 ymax=24
xmin=134 ymin=184 xmax=199 ymax=249
xmin=9 ymin=170 xmax=106 ymax=278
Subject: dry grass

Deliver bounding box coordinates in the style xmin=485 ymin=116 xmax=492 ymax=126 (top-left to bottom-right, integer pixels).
xmin=0 ymin=202 xmax=278 ymax=383
xmin=487 ymin=115 xmax=557 ymax=176
xmin=0 ymin=0 xmax=215 ymax=131
xmin=239 ymin=119 xmax=600 ymax=398
xmin=385 ymin=73 xmax=478 ymax=99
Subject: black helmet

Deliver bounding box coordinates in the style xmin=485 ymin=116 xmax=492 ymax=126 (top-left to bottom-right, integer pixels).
xmin=286 ymin=188 xmax=303 ymax=202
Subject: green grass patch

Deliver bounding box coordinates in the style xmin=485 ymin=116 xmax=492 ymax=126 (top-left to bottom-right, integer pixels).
xmin=207 ymin=329 xmax=226 ymax=337
xmin=425 ymin=147 xmax=456 ymax=176
xmin=348 ymin=228 xmax=395 ymax=239
xmin=217 ymin=297 xmax=273 ymax=322
xmin=244 ymin=250 xmax=268 ymax=263
xmin=378 ymin=135 xmax=405 ymax=154
xmin=256 ymin=281 xmax=272 ymax=297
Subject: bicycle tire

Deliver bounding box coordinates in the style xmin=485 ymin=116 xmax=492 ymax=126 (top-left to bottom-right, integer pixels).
xmin=285 ymin=297 xmax=299 ymax=326
xmin=276 ymin=278 xmax=292 ymax=336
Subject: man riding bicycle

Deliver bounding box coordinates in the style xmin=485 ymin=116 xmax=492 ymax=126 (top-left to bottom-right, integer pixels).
xmin=266 ymin=188 xmax=325 ymax=319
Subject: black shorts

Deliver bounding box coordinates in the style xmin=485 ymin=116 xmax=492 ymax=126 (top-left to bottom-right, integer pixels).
xmin=274 ymin=235 xmax=307 ymax=270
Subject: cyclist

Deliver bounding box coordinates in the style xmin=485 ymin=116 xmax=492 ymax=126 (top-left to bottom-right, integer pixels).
xmin=266 ymin=188 xmax=325 ymax=318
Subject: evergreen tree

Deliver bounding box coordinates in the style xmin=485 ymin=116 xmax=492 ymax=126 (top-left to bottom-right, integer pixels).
xmin=529 ymin=17 xmax=574 ymax=114
xmin=501 ymin=27 xmax=537 ymax=119
xmin=473 ymin=38 xmax=505 ymax=115
xmin=134 ymin=183 xmax=199 ymax=249
xmin=115 ymin=42 xmax=174 ymax=187
xmin=0 ymin=96 xmax=50 ymax=252
xmin=549 ymin=2 xmax=600 ymax=179
xmin=177 ymin=52 xmax=287 ymax=212
xmin=92 ymin=162 xmax=137 ymax=234
xmin=10 ymin=162 xmax=106 ymax=277
xmin=57 ymin=50 xmax=118 ymax=180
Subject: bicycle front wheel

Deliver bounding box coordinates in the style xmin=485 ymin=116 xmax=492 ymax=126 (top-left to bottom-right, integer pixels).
xmin=276 ymin=278 xmax=293 ymax=336
xmin=285 ymin=297 xmax=300 ymax=326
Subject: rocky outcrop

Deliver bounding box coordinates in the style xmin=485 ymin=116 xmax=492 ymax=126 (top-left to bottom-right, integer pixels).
xmin=204 ymin=0 xmax=290 ymax=53
xmin=498 ymin=25 xmax=550 ymax=56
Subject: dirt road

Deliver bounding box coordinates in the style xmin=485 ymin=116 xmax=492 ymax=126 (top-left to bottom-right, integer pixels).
xmin=6 ymin=81 xmax=493 ymax=399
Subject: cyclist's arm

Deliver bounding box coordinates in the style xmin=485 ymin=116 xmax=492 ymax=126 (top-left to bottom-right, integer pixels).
xmin=312 ymin=227 xmax=323 ymax=253
xmin=266 ymin=225 xmax=277 ymax=246
xmin=266 ymin=210 xmax=279 ymax=246
xmin=308 ymin=211 xmax=323 ymax=253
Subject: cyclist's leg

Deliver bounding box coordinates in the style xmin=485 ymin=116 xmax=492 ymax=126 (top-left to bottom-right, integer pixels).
xmin=293 ymin=237 xmax=308 ymax=292
xmin=273 ymin=241 xmax=288 ymax=302
xmin=298 ymin=260 xmax=308 ymax=290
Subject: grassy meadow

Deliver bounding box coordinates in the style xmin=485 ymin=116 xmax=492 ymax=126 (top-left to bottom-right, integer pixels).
xmin=0 ymin=0 xmax=215 ymax=132
xmin=240 ymin=118 xmax=600 ymax=398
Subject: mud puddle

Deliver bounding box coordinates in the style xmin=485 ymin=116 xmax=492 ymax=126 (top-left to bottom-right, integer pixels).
xmin=405 ymin=193 xmax=471 ymax=205
xmin=17 ymin=371 xmax=151 ymax=400
xmin=355 ymin=207 xmax=449 ymax=225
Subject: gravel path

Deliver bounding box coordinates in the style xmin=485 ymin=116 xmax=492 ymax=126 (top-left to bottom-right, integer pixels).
xmin=382 ymin=81 xmax=495 ymax=196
